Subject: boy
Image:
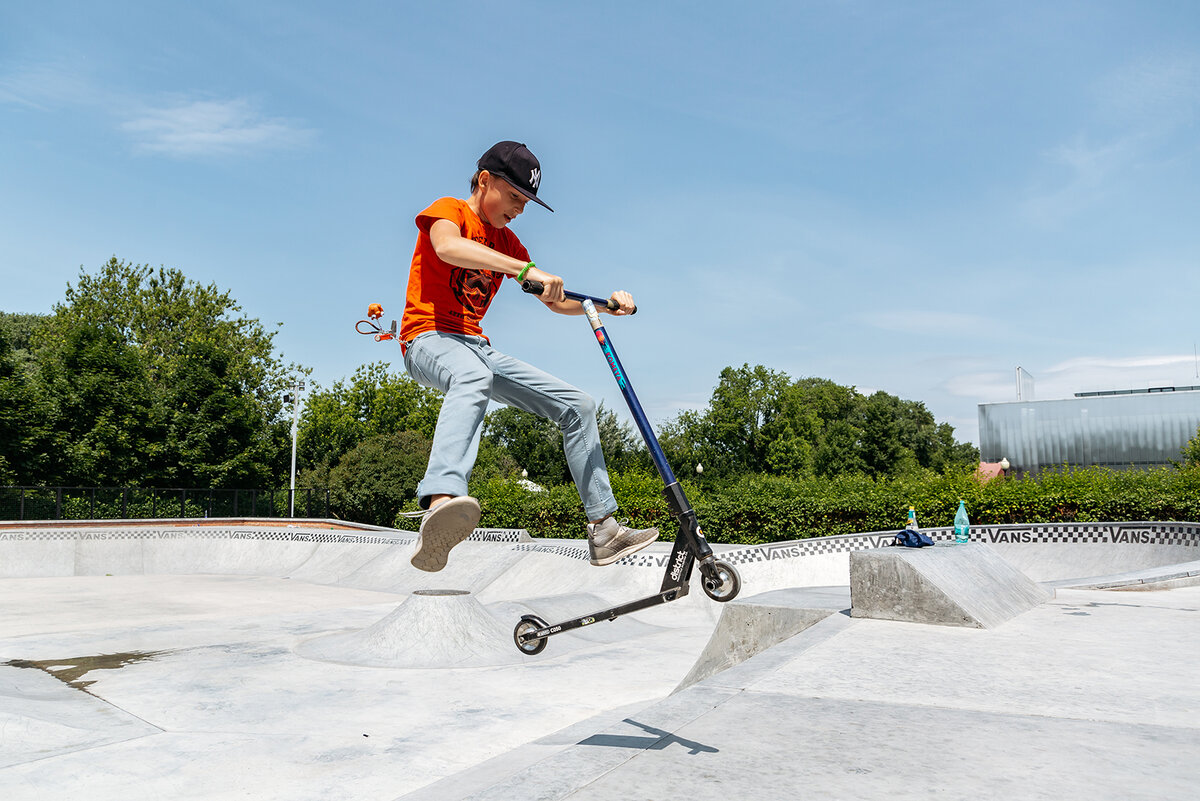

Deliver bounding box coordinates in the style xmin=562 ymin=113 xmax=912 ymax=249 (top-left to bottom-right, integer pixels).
xmin=399 ymin=140 xmax=659 ymax=572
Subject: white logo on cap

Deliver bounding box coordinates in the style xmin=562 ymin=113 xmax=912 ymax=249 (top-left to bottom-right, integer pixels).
xmin=529 ymin=168 xmax=541 ymax=190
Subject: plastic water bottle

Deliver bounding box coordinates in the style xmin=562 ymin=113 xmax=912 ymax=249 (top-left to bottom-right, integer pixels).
xmin=954 ymin=500 xmax=970 ymax=544
xmin=906 ymin=506 xmax=919 ymax=530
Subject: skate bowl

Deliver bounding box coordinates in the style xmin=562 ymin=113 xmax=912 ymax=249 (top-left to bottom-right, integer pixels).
xmin=3 ymin=518 xmax=1196 ymax=587
xmin=1 ymin=518 xmax=1198 ymax=800
xmin=1 ymin=518 xmax=1197 ymax=662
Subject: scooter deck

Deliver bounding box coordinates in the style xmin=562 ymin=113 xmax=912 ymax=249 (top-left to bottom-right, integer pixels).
xmin=518 ymin=583 xmax=689 ymax=643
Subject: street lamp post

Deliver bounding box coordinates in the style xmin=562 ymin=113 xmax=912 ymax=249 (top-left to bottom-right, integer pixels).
xmin=285 ymin=380 xmax=306 ymax=517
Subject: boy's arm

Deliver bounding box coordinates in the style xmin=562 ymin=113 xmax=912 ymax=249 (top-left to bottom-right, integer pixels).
xmin=429 ymin=219 xmax=565 ymax=303
xmin=428 ymin=219 xmax=635 ymax=316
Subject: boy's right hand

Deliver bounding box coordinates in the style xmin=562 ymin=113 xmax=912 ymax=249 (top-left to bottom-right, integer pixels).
xmin=525 ymin=265 xmax=565 ymax=303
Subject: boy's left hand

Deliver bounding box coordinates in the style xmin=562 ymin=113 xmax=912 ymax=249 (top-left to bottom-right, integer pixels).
xmin=608 ymin=291 xmax=636 ymax=315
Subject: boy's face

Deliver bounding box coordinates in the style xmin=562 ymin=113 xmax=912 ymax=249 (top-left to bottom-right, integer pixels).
xmin=476 ymin=172 xmax=529 ymax=229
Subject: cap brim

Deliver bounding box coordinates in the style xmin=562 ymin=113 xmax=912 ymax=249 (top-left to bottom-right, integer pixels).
xmin=492 ymin=171 xmax=553 ymax=212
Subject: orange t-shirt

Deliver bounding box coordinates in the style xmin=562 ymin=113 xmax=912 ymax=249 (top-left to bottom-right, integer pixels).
xmin=399 ymin=197 xmax=530 ymax=347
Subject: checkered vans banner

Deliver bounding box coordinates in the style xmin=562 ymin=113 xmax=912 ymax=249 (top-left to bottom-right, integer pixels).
xmin=513 ymin=542 xmax=592 ymax=561
xmin=467 ymin=528 xmax=531 ymax=543
xmin=0 ymin=525 xmax=535 ymax=547
xmin=0 ymin=526 xmax=408 ymax=547
xmin=699 ymin=521 xmax=1200 ymax=568
xmin=2 ymin=522 xmax=1196 ymax=568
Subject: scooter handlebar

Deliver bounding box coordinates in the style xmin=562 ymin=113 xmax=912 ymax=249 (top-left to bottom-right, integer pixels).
xmin=521 ymin=280 xmax=636 ymax=315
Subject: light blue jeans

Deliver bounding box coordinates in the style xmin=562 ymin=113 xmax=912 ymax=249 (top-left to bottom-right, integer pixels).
xmin=403 ymin=332 xmax=617 ymax=521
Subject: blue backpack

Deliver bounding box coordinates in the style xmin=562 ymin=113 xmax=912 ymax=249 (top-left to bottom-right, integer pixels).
xmin=894 ymin=528 xmax=935 ymax=547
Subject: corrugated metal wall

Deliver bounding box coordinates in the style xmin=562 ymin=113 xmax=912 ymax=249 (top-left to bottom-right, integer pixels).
xmin=978 ymin=391 xmax=1200 ymax=473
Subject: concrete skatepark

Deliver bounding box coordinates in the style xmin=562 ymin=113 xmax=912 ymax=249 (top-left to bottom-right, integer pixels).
xmin=1 ymin=518 xmax=1198 ymax=800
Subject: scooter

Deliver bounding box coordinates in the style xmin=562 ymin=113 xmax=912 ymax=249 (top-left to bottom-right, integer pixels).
xmin=511 ymin=281 xmax=740 ymax=655
xmin=355 ymin=293 xmax=743 ymax=655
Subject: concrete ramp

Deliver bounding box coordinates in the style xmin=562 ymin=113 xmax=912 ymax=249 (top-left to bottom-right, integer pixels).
xmin=850 ymin=543 xmax=1052 ymax=628
xmin=675 ymin=586 xmax=849 ymax=690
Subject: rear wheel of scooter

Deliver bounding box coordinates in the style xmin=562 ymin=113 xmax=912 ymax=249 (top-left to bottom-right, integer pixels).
xmin=514 ymin=615 xmax=548 ymax=655
xmin=701 ymin=560 xmax=741 ymax=602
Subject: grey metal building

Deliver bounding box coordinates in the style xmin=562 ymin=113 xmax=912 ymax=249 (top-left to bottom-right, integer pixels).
xmin=978 ymin=387 xmax=1200 ymax=474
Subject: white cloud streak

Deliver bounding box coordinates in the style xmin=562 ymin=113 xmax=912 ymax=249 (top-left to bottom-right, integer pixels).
xmin=1022 ymin=52 xmax=1200 ymax=226
xmin=2 ymin=61 xmax=313 ymax=158
xmin=946 ymin=354 xmax=1200 ymax=405
xmin=0 ymin=62 xmax=94 ymax=110
xmin=120 ymin=98 xmax=314 ymax=157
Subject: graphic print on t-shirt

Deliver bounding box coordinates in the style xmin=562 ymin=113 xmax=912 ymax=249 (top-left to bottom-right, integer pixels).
xmin=450 ymin=265 xmax=499 ymax=315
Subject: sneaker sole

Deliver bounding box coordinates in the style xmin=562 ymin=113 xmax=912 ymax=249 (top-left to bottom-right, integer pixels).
xmin=590 ymin=529 xmax=660 ymax=567
xmin=412 ymin=497 xmax=481 ymax=572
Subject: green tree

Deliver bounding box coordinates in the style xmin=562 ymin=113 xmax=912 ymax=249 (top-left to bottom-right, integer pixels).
xmin=326 ymin=430 xmax=432 ymax=527
xmin=35 ymin=323 xmax=156 ymax=485
xmin=158 ymin=339 xmax=284 ymax=487
xmin=657 ymin=408 xmax=707 ymax=476
xmin=658 ymin=364 xmax=793 ymax=480
xmin=33 ymin=257 xmax=293 ymax=487
xmin=481 ymin=402 xmax=643 ymax=487
xmin=705 ymin=364 xmax=793 ymax=475
xmin=595 ymin=403 xmax=646 ymax=475
xmin=297 ymin=362 xmax=442 ymax=471
xmin=1180 ymin=425 xmax=1200 ymax=467
xmin=657 ymin=364 xmax=977 ymax=481
xmin=483 ymin=406 xmax=570 ymax=486
xmin=0 ymin=324 xmax=53 ymax=484
xmin=0 ymin=312 xmax=47 ymax=373
xmin=769 ymin=378 xmax=858 ymax=475
xmin=859 ymin=391 xmax=909 ymax=475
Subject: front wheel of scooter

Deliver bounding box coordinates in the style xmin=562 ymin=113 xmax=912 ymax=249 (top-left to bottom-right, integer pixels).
xmin=701 ymin=560 xmax=741 ymax=602
xmin=514 ymin=615 xmax=548 ymax=655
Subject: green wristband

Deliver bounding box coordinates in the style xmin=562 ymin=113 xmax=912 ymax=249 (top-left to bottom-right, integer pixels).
xmin=517 ymin=262 xmax=534 ymax=282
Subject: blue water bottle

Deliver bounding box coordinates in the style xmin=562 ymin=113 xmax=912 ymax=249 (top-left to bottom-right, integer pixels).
xmin=954 ymin=500 xmax=970 ymax=544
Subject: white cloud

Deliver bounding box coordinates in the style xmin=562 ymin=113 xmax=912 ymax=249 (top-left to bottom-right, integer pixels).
xmin=1050 ymin=137 xmax=1133 ymax=183
xmin=945 ymin=354 xmax=1200 ymax=407
xmin=3 ymin=60 xmax=314 ymax=158
xmin=1021 ymin=135 xmax=1136 ymax=225
xmin=121 ymin=98 xmax=314 ymax=157
xmin=1040 ymin=354 xmax=1198 ymax=395
xmin=1022 ymin=52 xmax=1200 ymax=227
xmin=0 ymin=62 xmax=93 ymax=110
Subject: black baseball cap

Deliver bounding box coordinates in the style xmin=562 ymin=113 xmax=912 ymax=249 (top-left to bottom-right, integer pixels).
xmin=477 ymin=141 xmax=553 ymax=212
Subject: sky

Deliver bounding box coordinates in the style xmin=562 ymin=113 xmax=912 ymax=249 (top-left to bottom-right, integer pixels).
xmin=3 ymin=0 xmax=1199 ymax=447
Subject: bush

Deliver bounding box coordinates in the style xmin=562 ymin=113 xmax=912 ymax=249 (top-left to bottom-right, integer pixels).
xmin=328 ymin=430 xmax=431 ymax=527
xmin=466 ymin=465 xmax=1200 ymax=543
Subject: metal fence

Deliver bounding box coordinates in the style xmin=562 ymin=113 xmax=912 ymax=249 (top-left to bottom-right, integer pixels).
xmin=0 ymin=486 xmax=330 ymax=522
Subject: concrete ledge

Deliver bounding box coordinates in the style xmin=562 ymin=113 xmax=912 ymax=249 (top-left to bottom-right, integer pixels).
xmin=674 ymin=587 xmax=849 ymax=691
xmin=1056 ymin=558 xmax=1200 ymax=591
xmin=850 ymin=543 xmax=1053 ymax=628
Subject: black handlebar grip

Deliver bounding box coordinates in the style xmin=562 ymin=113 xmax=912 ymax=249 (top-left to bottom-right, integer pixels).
xmin=521 ymin=279 xmax=636 ymax=315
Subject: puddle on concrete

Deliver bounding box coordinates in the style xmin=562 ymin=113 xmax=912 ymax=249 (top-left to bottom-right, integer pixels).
xmin=5 ymin=651 xmax=171 ymax=694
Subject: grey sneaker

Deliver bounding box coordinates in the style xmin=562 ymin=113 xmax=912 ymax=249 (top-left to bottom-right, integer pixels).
xmin=586 ymin=516 xmax=660 ymax=566
xmin=411 ymin=496 xmax=480 ymax=572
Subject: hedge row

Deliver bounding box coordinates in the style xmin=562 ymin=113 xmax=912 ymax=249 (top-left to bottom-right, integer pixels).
xmin=445 ymin=466 xmax=1200 ymax=544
